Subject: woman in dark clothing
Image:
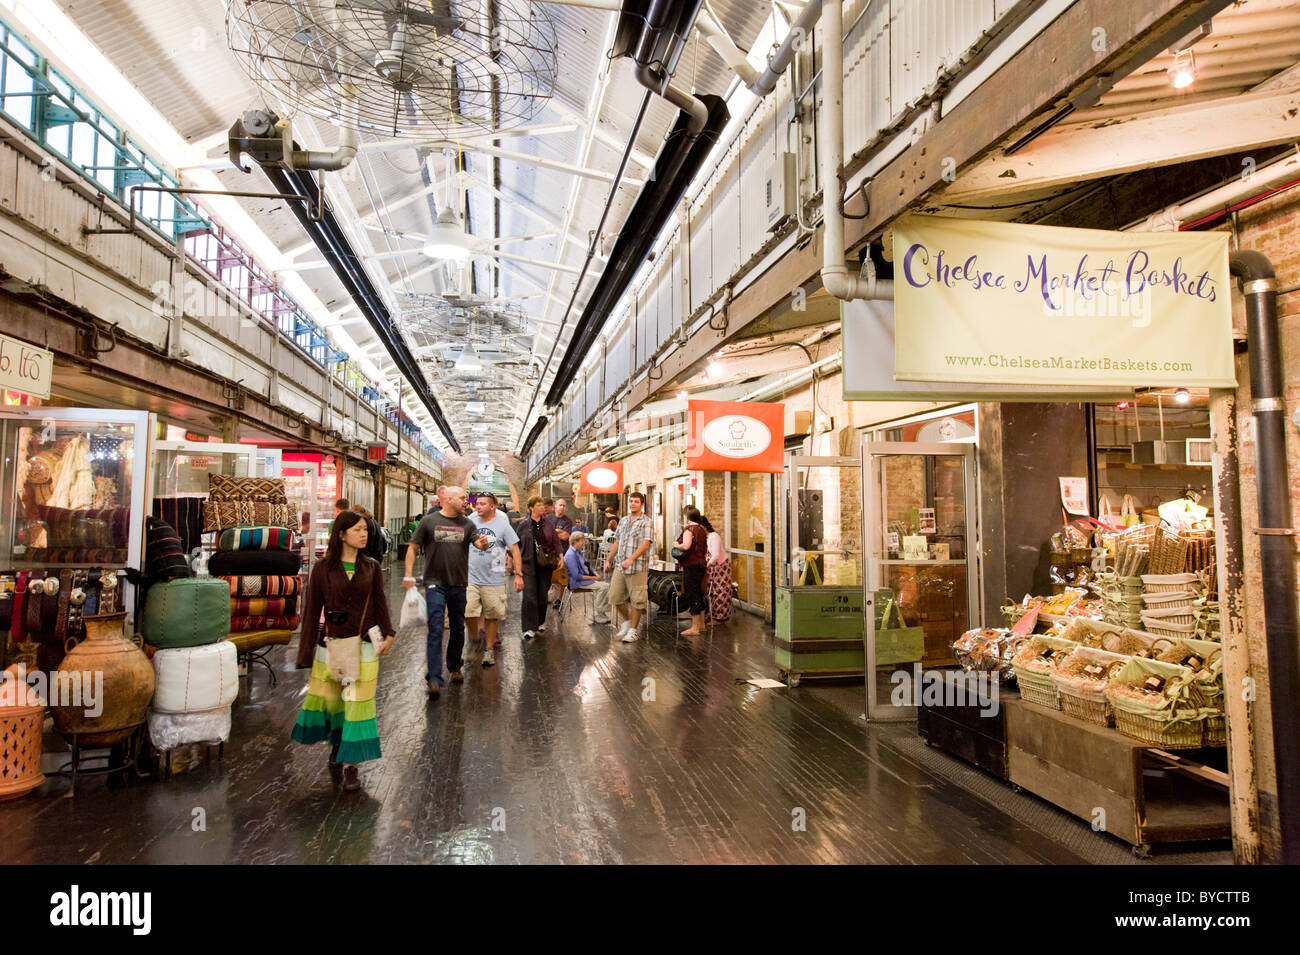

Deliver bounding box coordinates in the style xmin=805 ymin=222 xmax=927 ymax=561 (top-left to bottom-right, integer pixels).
xmin=676 ymin=507 xmax=710 ymax=635
xmin=292 ymin=510 xmax=395 ymax=791
xmin=516 ymin=495 xmax=560 ymax=639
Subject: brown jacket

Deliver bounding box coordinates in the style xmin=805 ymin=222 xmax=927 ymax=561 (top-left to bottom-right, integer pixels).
xmin=295 ymin=555 xmax=395 ymax=668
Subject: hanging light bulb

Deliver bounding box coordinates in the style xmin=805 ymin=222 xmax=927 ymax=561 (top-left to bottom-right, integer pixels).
xmin=1168 ymin=49 xmax=1196 ymax=89
xmin=1175 ymin=388 xmax=1191 ymax=404
xmin=422 ymin=208 xmax=472 ymax=262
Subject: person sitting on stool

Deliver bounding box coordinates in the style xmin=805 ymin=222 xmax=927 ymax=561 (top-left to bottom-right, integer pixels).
xmin=563 ymin=531 xmax=611 ymax=623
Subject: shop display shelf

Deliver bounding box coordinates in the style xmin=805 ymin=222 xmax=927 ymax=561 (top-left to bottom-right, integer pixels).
xmin=1004 ymin=699 xmax=1230 ymax=851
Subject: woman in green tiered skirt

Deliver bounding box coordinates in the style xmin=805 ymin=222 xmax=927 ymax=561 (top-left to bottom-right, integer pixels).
xmin=293 ymin=510 xmax=394 ymax=790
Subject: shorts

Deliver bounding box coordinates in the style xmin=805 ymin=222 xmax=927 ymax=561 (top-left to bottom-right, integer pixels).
xmin=466 ymin=583 xmax=507 ymax=620
xmin=608 ymin=568 xmax=648 ymax=610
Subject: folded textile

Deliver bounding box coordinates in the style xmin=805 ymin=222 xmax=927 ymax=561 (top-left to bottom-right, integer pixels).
xmin=144 ymin=515 xmax=192 ymax=584
xmin=208 ymin=475 xmax=288 ymax=504
xmin=228 ymin=614 xmax=300 ymax=633
xmin=218 ymin=526 xmax=295 ymax=552
xmin=207 ymin=549 xmax=302 ymax=578
xmin=153 ymin=497 xmax=204 ymax=556
xmin=202 ymin=500 xmax=298 ymax=533
xmin=230 ymin=595 xmax=297 ymax=617
xmin=218 ymin=575 xmax=301 ymax=596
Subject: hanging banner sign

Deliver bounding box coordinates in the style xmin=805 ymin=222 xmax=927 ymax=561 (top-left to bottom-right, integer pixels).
xmin=686 ymin=400 xmax=784 ymax=474
xmin=892 ymin=215 xmax=1235 ymax=389
xmin=0 ymin=332 xmax=53 ymax=400
xmin=579 ymin=460 xmax=623 ymax=493
xmin=842 ymin=299 xmax=1133 ymax=401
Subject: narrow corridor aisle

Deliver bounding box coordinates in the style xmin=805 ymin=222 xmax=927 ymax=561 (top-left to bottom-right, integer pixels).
xmin=0 ymin=569 xmax=1159 ymax=864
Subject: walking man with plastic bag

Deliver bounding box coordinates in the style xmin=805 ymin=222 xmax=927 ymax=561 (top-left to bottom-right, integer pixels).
xmin=403 ymin=486 xmax=489 ymax=699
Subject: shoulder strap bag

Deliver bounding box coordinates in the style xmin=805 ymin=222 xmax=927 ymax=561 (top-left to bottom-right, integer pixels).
xmin=325 ymin=586 xmax=370 ymax=687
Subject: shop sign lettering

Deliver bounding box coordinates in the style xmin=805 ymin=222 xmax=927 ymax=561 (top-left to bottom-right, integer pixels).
xmin=0 ymin=332 xmax=53 ymax=399
xmin=701 ymin=415 xmax=771 ymax=459
xmin=892 ymin=215 xmax=1235 ymax=389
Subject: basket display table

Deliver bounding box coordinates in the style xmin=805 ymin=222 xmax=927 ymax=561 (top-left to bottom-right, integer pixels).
xmin=1004 ymin=698 xmax=1230 ymax=854
xmin=917 ymin=672 xmax=1009 ymax=779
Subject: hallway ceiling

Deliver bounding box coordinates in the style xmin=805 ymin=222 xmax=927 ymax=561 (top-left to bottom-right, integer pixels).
xmin=53 ymin=0 xmax=788 ymax=455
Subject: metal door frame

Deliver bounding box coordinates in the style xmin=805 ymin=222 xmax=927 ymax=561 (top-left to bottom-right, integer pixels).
xmin=862 ymin=440 xmax=979 ymax=721
xmin=786 ymin=455 xmax=861 ymax=587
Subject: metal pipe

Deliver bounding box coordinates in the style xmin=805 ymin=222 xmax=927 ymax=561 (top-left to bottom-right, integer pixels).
xmin=1137 ymin=147 xmax=1300 ymax=231
xmin=818 ymin=0 xmax=892 ymax=302
xmin=631 ymin=0 xmax=711 ymax=136
xmin=752 ymin=0 xmax=824 ymax=97
xmin=82 ymin=185 xmax=321 ymax=236
xmin=292 ymin=95 xmax=359 ymax=171
xmin=1230 ymin=249 xmax=1300 ymax=864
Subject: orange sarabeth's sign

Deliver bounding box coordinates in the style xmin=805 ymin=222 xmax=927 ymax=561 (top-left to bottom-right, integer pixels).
xmin=579 ymin=460 xmax=623 ymax=493
xmin=687 ymin=400 xmax=784 ymax=474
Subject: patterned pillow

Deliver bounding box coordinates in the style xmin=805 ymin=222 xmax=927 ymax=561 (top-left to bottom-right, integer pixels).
xmin=218 ymin=526 xmax=295 ymax=552
xmin=208 ymin=475 xmax=288 ymax=504
xmin=219 ymin=575 xmax=301 ymax=597
xmin=202 ymin=501 xmax=298 ymax=533
xmin=144 ymin=516 xmax=192 ymax=583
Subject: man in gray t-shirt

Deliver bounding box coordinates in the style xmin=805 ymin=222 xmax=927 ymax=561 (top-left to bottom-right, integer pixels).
xmin=466 ymin=493 xmax=522 ymax=666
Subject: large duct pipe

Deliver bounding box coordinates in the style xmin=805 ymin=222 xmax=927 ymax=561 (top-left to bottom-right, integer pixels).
xmin=819 ymin=0 xmax=891 ymax=302
xmin=1229 ymin=249 xmax=1300 ymax=864
xmin=627 ymin=0 xmax=711 ymax=136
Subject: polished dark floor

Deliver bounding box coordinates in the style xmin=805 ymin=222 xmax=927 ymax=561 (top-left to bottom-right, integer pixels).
xmin=1 ymin=566 xmax=1231 ymax=864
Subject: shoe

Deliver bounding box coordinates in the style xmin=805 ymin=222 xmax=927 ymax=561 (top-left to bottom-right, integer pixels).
xmin=328 ymin=762 xmax=343 ymax=785
xmin=482 ymin=647 xmax=496 ymax=667
xmin=522 ymin=630 xmax=535 ymax=640
xmin=341 ymin=764 xmax=361 ymax=791
xmin=449 ymin=670 xmax=464 ymax=684
xmin=621 ymin=628 xmax=639 ymax=643
xmin=427 ymin=681 xmax=441 ymax=699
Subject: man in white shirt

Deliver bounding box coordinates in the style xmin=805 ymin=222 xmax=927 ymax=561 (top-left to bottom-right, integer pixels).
xmin=466 ymin=492 xmax=523 ymax=667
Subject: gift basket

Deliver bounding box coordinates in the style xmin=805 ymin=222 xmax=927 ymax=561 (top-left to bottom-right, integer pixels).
xmin=1051 ymin=647 xmax=1130 ymax=725
xmin=1156 ymin=637 xmax=1225 ymax=745
xmin=952 ymin=628 xmax=1026 ymax=681
xmin=1104 ymin=657 xmax=1205 ymax=748
xmin=1010 ymin=635 xmax=1077 ymax=709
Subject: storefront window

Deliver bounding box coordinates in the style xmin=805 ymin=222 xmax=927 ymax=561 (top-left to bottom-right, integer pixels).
xmin=729 ymin=471 xmax=772 ymax=614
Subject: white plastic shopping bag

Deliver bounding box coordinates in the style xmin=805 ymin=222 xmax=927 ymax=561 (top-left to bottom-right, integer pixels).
xmin=399 ymin=585 xmax=427 ymax=638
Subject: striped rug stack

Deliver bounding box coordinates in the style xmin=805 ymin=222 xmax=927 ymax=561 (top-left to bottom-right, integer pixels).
xmin=202 ymin=476 xmax=302 ymax=633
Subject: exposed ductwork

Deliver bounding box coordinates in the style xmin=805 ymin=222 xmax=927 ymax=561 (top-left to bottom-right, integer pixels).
xmin=817 ymin=0 xmax=893 ymax=303
xmin=261 ymin=158 xmax=461 ymax=454
xmin=1229 ymin=249 xmax=1300 ymax=865
xmin=541 ymin=1 xmax=729 ymax=409
xmin=521 ymin=415 xmax=549 ymax=457
xmin=697 ymin=0 xmax=825 ymax=98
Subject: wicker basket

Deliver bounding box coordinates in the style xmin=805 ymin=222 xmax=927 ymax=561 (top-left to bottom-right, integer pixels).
xmin=1159 ymin=637 xmax=1225 ymax=746
xmin=1102 ymin=628 xmax=1174 ymax=658
xmin=1010 ymin=635 xmax=1077 ymax=710
xmin=1053 ymin=647 xmax=1129 ymax=725
xmin=1140 ymin=573 xmax=1201 ymax=594
xmin=1140 ymin=611 xmax=1197 ymax=636
xmin=0 ymin=701 xmax=47 ymax=801
xmin=1143 ymin=590 xmax=1197 ymax=610
xmin=1105 ymin=657 xmax=1205 ymax=749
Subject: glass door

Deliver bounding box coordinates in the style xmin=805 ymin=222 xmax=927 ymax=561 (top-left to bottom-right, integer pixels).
xmin=787 ymin=456 xmax=862 ymax=586
xmin=862 ymin=440 xmax=979 ymax=720
xmin=728 ymin=471 xmax=773 ymax=617
xmin=281 ymin=461 xmax=320 ymax=572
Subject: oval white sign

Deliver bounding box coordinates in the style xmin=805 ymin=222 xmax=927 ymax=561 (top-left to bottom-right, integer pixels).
xmin=586 ymin=466 xmax=619 ymax=488
xmin=701 ymin=415 xmax=771 ymax=459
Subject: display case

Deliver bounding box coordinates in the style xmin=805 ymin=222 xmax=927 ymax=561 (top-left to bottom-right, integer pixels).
xmin=0 ymin=409 xmax=152 ymax=570
xmin=281 ymin=453 xmax=321 ymax=570
xmin=151 ymin=440 xmax=267 ymax=572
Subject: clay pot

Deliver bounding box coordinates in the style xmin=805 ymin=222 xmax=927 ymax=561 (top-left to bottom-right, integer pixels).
xmin=51 ymin=612 xmax=154 ymax=747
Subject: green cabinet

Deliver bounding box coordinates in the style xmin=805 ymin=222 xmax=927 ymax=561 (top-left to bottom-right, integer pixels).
xmin=775 ymin=586 xmax=923 ymax=684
